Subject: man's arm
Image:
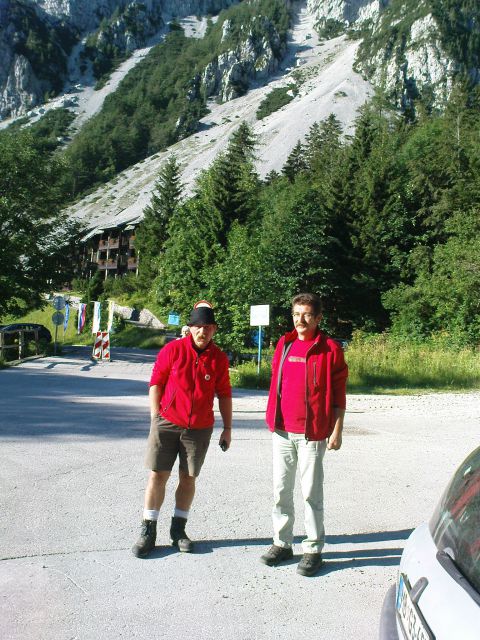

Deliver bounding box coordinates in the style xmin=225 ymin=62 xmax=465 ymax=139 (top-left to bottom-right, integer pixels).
xmin=327 ymin=407 xmax=345 ymax=450
xmin=149 ymin=384 xmax=165 ymax=419
xmin=218 ymin=395 xmax=233 ymax=450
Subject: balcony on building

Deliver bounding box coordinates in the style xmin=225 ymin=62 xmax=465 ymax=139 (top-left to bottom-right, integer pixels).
xmin=108 ymin=237 xmax=120 ymax=249
xmin=127 ymin=257 xmax=138 ymax=270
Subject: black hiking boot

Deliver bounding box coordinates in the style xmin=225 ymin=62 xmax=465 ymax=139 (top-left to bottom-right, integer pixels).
xmin=170 ymin=516 xmax=194 ymax=552
xmin=260 ymin=544 xmax=294 ymax=567
xmin=296 ymin=552 xmax=323 ymax=576
xmin=132 ymin=520 xmax=157 ymax=558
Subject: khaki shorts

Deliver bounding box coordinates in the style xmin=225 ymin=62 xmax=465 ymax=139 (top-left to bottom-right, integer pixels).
xmin=145 ymin=416 xmax=213 ymax=477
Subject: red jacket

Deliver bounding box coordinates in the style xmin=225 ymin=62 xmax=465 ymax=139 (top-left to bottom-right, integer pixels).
xmin=265 ymin=329 xmax=348 ymax=441
xmin=149 ymin=336 xmax=231 ymax=429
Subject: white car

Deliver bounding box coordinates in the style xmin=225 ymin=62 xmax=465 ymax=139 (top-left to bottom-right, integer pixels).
xmin=379 ymin=446 xmax=480 ymax=640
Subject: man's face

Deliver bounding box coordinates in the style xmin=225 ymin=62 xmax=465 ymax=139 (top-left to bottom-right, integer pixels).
xmin=189 ymin=324 xmax=216 ymax=349
xmin=292 ymin=304 xmax=321 ymax=340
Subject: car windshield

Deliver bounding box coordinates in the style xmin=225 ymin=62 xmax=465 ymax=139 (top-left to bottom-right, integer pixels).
xmin=430 ymin=446 xmax=480 ymax=594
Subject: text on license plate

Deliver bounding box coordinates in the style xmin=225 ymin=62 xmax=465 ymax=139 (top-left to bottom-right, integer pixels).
xmin=396 ymin=574 xmax=435 ymax=640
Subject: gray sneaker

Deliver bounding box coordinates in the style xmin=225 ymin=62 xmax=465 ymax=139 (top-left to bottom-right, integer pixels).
xmin=132 ymin=520 xmax=157 ymax=558
xmin=170 ymin=516 xmax=194 ymax=553
xmin=260 ymin=544 xmax=294 ymax=566
xmin=297 ymin=552 xmax=323 ymax=576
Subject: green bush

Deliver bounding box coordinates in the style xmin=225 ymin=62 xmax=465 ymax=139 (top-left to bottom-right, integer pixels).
xmin=315 ymin=18 xmax=346 ymax=40
xmin=256 ymin=84 xmax=297 ymax=120
xmin=103 ymin=273 xmax=139 ymax=299
xmin=230 ymin=361 xmax=271 ymax=389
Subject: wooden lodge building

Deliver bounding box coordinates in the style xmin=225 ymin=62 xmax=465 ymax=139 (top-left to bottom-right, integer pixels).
xmin=79 ymin=224 xmax=138 ymax=279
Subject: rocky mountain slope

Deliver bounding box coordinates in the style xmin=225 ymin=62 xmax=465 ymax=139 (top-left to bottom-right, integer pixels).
xmin=66 ymin=4 xmax=372 ymax=237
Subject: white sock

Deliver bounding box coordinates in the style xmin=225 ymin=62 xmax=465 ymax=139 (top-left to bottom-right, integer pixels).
xmin=143 ymin=509 xmax=159 ymax=521
xmin=174 ymin=507 xmax=189 ymax=519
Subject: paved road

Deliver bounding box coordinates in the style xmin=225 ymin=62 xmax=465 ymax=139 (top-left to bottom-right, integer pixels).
xmin=1 ymin=347 xmax=479 ymax=639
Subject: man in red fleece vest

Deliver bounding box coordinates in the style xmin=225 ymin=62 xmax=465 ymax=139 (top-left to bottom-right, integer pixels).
xmin=132 ymin=303 xmax=232 ymax=558
xmin=261 ymin=292 xmax=348 ymax=576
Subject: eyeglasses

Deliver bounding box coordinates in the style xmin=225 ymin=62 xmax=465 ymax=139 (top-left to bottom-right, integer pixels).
xmin=292 ymin=312 xmax=315 ymax=321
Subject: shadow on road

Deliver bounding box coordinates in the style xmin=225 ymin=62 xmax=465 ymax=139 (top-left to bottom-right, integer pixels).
xmin=140 ymin=530 xmax=413 ymax=572
xmin=0 ymin=368 xmax=149 ymax=438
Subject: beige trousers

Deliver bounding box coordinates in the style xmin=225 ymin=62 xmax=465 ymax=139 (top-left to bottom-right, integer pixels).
xmin=272 ymin=429 xmax=327 ymax=553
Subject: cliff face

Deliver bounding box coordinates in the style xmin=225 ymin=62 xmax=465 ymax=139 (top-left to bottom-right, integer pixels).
xmin=202 ymin=16 xmax=285 ymax=102
xmin=0 ymin=0 xmax=78 ymax=119
xmin=306 ymin=0 xmax=386 ymax=26
xmin=308 ymin=0 xmax=480 ymax=108
xmin=358 ymin=11 xmax=456 ymax=108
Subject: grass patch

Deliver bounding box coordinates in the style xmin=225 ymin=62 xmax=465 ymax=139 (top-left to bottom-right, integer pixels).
xmin=110 ymin=325 xmax=167 ymax=349
xmin=346 ymin=333 xmax=480 ymax=393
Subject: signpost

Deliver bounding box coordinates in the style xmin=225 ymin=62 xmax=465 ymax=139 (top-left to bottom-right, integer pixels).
xmin=51 ymin=296 xmax=66 ymax=355
xmin=53 ymin=296 xmax=65 ymax=311
xmin=51 ymin=311 xmax=64 ymax=355
xmin=250 ymin=305 xmax=270 ymax=375
xmin=168 ymin=312 xmax=180 ymax=326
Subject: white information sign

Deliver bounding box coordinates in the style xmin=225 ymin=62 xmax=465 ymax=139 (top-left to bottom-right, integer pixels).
xmin=250 ymin=304 xmax=270 ymax=326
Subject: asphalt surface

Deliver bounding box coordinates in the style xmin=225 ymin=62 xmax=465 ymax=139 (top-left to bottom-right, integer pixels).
xmin=1 ymin=347 xmax=479 ymax=640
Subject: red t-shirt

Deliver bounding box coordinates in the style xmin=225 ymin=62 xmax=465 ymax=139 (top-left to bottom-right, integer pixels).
xmin=279 ymin=338 xmax=315 ymax=433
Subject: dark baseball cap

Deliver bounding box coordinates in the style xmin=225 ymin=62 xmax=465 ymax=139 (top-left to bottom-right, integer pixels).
xmin=188 ymin=306 xmax=216 ymax=326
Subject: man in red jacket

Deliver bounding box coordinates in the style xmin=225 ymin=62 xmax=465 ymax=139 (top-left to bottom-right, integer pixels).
xmin=132 ymin=303 xmax=232 ymax=558
xmin=261 ymin=292 xmax=348 ymax=576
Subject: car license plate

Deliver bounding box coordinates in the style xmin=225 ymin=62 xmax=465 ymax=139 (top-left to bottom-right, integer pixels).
xmin=396 ymin=574 xmax=435 ymax=640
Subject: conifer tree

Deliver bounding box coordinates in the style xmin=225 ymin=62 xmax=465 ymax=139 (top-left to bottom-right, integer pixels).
xmin=304 ymin=114 xmax=343 ymax=176
xmin=204 ymin=122 xmax=260 ymax=242
xmin=135 ymin=155 xmax=183 ymax=289
xmin=282 ymin=141 xmax=307 ymax=182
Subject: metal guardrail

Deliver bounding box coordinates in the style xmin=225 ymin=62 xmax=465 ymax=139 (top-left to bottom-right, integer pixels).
xmin=0 ymin=329 xmax=42 ymax=361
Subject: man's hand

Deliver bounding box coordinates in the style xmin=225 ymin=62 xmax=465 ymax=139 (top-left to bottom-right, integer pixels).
xmin=219 ymin=428 xmax=232 ymax=451
xmin=327 ymin=427 xmax=342 ymax=450
xmin=327 ymin=408 xmax=345 ymax=450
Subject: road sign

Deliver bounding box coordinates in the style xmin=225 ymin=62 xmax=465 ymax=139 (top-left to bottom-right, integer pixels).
xmin=53 ymin=296 xmax=65 ymax=311
xmin=52 ymin=312 xmax=64 ymax=326
xmin=168 ymin=313 xmax=180 ymax=326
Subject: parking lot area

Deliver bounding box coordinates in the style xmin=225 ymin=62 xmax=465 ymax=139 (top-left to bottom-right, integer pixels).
xmin=1 ymin=347 xmax=479 ymax=640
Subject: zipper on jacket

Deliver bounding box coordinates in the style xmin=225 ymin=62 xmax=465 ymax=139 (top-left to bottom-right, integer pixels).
xmin=304 ymin=341 xmax=318 ymax=440
xmin=273 ymin=341 xmax=293 ymax=428
xmin=188 ymin=357 xmax=199 ymax=428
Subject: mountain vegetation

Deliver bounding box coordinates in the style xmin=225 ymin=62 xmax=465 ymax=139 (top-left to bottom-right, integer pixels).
xmin=0 ymin=127 xmax=78 ymax=318
xmin=65 ymin=0 xmax=291 ymax=196
xmin=82 ymin=2 xmax=164 ymax=87
xmin=64 ymin=86 xmax=480 ymax=355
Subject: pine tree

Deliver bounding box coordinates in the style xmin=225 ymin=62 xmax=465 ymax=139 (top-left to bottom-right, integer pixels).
xmin=135 ymin=155 xmax=183 ymax=289
xmin=304 ymin=114 xmax=343 ymax=176
xmin=282 ymin=141 xmax=307 ymax=182
xmin=203 ymin=122 xmax=260 ymax=242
